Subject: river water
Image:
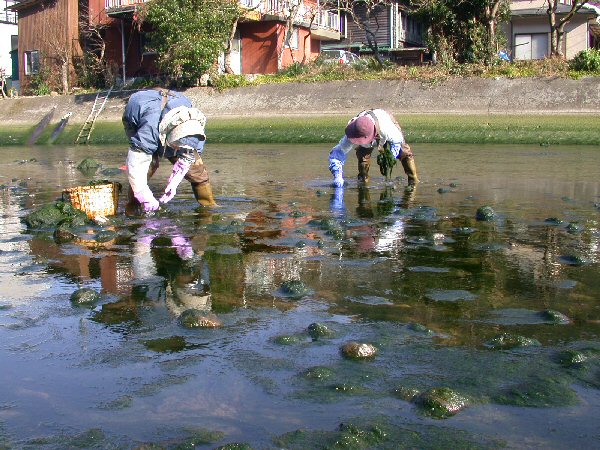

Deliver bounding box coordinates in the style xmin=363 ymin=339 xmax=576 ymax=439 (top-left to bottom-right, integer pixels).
xmin=0 ymin=143 xmax=599 ymax=449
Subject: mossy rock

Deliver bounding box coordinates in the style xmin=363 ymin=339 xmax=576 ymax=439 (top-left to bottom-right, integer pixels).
xmin=279 ymin=279 xmax=310 ymax=299
xmin=307 ymin=322 xmax=333 ymax=340
xmin=544 ymin=217 xmax=564 ymax=225
xmin=143 ymin=336 xmax=187 ymax=353
xmin=485 ymin=332 xmax=541 ymax=350
xmin=302 ymin=366 xmax=334 ymax=381
xmin=178 ymin=309 xmax=222 ymax=329
xmin=494 ymin=378 xmax=579 ymax=407
xmin=556 ymin=350 xmax=588 ymax=368
xmin=24 ymin=201 xmax=88 ymax=229
xmin=77 ymin=158 xmax=101 ymax=173
xmin=539 ymin=309 xmax=571 ymax=324
xmin=416 ymin=387 xmax=468 ymax=419
xmin=475 ymin=205 xmax=495 ymax=221
xmin=94 ymin=230 xmax=117 ymax=243
xmin=566 ymin=223 xmax=584 ymax=234
xmin=558 ymin=255 xmax=588 ymax=266
xmin=70 ymin=288 xmax=101 ymax=306
xmin=341 ymin=341 xmax=378 ymax=359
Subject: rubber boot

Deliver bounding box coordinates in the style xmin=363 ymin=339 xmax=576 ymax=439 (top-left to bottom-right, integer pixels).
xmin=192 ymin=182 xmax=218 ymax=207
xmin=357 ymin=160 xmax=370 ymax=184
xmin=401 ymin=157 xmax=419 ymax=185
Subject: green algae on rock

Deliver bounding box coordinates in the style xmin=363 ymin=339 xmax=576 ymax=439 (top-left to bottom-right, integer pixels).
xmin=307 ymin=322 xmax=334 ymax=340
xmin=143 ymin=336 xmax=187 ymax=353
xmin=69 ymin=288 xmax=101 ymax=306
xmin=556 ymin=350 xmax=588 ymax=368
xmin=24 ymin=201 xmax=88 ymax=229
xmin=76 ymin=158 xmax=101 ymax=173
xmin=416 ymin=387 xmax=469 ymax=419
xmin=341 ymin=341 xmax=378 ymax=359
xmin=278 ymin=279 xmax=311 ymax=299
xmin=485 ymin=333 xmax=541 ymax=350
xmin=178 ymin=309 xmax=222 ymax=328
xmin=539 ymin=309 xmax=571 ymax=324
xmin=494 ymin=377 xmax=579 ymax=407
xmin=214 ymin=444 xmax=254 ymax=450
xmin=475 ymin=205 xmax=495 ymax=221
xmin=392 ymin=386 xmax=421 ymax=401
xmin=273 ymin=334 xmax=304 ymax=345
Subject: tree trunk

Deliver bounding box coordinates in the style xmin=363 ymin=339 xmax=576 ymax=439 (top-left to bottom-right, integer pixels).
xmin=61 ymin=57 xmax=69 ymax=95
xmin=224 ymin=18 xmax=239 ymax=74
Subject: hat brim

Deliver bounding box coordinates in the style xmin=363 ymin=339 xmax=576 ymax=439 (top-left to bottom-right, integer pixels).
xmin=347 ymin=135 xmax=376 ymax=145
xmin=167 ymin=120 xmax=206 ymax=146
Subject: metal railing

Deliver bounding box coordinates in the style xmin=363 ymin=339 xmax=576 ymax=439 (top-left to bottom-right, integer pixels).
xmin=104 ymin=0 xmax=341 ymax=33
xmin=1 ymin=0 xmax=17 ymax=25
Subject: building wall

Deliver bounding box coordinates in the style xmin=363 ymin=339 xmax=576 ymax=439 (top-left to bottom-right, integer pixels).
xmin=342 ymin=3 xmax=391 ymax=51
xmin=510 ymin=14 xmax=591 ymax=58
xmin=16 ymin=0 xmax=82 ymax=91
xmin=240 ymin=21 xmax=279 ymax=74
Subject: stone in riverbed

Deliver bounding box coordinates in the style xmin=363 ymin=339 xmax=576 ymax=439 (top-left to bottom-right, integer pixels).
xmin=539 ymin=309 xmax=571 ymax=324
xmin=279 ymin=279 xmax=310 ymax=299
xmin=307 ymin=322 xmax=333 ymax=340
xmin=70 ymin=288 xmax=101 ymax=306
xmin=416 ymin=387 xmax=468 ymax=419
xmin=341 ymin=341 xmax=378 ymax=359
xmin=485 ymin=332 xmax=541 ymax=350
xmin=178 ymin=309 xmax=222 ymax=328
xmin=475 ymin=205 xmax=495 ymax=221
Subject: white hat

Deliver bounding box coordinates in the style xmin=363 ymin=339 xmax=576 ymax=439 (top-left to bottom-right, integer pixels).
xmin=159 ymin=106 xmax=207 ymax=147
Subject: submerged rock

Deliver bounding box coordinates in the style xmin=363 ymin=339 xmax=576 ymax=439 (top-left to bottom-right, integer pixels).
xmin=77 ymin=158 xmax=101 ymax=173
xmin=302 ymin=366 xmax=334 ymax=381
xmin=494 ymin=378 xmax=579 ymax=407
xmin=307 ymin=322 xmax=333 ymax=340
xmin=94 ymin=230 xmax=117 ymax=243
xmin=540 ymin=309 xmax=571 ymax=324
xmin=144 ymin=336 xmax=187 ymax=353
xmin=279 ymin=279 xmax=310 ymax=299
xmin=558 ymin=255 xmax=588 ymax=266
xmin=70 ymin=288 xmax=101 ymax=306
xmin=215 ymin=444 xmax=253 ymax=450
xmin=475 ymin=205 xmax=495 ymax=221
xmin=273 ymin=335 xmax=303 ymax=345
xmin=178 ymin=309 xmax=222 ymax=328
xmin=556 ymin=350 xmax=588 ymax=368
xmin=416 ymin=387 xmax=468 ymax=419
xmin=544 ymin=217 xmax=564 ymax=225
xmin=341 ymin=341 xmax=378 ymax=359
xmin=485 ymin=332 xmax=541 ymax=350
xmin=566 ymin=223 xmax=584 ymax=234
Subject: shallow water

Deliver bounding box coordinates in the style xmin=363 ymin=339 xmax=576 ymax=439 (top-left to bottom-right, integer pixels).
xmin=0 ymin=143 xmax=599 ymax=449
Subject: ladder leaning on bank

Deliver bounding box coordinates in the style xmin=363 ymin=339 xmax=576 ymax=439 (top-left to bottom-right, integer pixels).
xmin=75 ymin=87 xmax=113 ymax=144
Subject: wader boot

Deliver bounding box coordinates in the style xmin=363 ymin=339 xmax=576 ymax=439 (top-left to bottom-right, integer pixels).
xmin=401 ymin=156 xmax=419 ymax=185
xmin=192 ymin=182 xmax=218 ymax=207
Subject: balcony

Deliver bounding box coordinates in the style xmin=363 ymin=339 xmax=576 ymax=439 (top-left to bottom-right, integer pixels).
xmin=1 ymin=0 xmax=18 ymax=25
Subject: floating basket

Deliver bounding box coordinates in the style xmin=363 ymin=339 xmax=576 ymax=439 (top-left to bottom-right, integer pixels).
xmin=63 ymin=182 xmax=121 ymax=220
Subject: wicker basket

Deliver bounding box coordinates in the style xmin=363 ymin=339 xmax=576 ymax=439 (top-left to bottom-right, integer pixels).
xmin=63 ymin=182 xmax=121 ymax=220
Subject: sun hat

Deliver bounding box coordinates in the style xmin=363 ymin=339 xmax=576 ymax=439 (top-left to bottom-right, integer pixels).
xmin=159 ymin=106 xmax=207 ymax=148
xmin=345 ymin=115 xmax=376 ymax=145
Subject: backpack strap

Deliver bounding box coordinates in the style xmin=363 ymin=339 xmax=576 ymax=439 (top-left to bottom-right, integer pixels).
xmin=365 ymin=110 xmax=385 ymax=150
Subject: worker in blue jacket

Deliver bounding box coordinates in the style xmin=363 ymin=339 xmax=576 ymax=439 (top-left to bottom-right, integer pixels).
xmin=123 ymin=88 xmax=217 ymax=215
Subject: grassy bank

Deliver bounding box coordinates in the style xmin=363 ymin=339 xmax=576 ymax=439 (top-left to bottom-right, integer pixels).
xmin=2 ymin=114 xmax=600 ymax=147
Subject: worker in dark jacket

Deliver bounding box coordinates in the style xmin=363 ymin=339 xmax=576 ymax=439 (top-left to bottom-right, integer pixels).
xmin=123 ymin=88 xmax=217 ymax=215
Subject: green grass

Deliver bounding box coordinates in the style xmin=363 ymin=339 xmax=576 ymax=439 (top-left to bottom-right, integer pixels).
xmin=2 ymin=114 xmax=599 ymax=147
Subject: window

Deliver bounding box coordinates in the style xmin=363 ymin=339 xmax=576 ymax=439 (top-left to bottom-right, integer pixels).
xmin=24 ymin=50 xmax=40 ymax=75
xmin=514 ymin=33 xmax=549 ymax=60
xmin=285 ymin=27 xmax=299 ymax=50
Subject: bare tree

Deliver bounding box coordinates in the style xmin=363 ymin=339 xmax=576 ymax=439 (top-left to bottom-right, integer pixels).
xmin=276 ymin=0 xmax=303 ymax=70
xmin=301 ymin=6 xmax=318 ymax=64
xmin=545 ymin=0 xmax=587 ymax=57
xmin=337 ymin=0 xmax=392 ymax=67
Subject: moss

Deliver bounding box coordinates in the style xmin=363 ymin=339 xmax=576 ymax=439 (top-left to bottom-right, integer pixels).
xmin=178 ymin=309 xmax=222 ymax=328
xmin=494 ymin=377 xmax=579 ymax=407
xmin=539 ymin=309 xmax=571 ymax=325
xmin=302 ymin=366 xmax=335 ymax=381
xmin=279 ymin=279 xmax=310 ymax=299
xmin=485 ymin=333 xmax=541 ymax=350
xmin=69 ymin=288 xmax=101 ymax=306
xmin=24 ymin=201 xmax=88 ymax=229
xmin=307 ymin=322 xmax=334 ymax=340
xmin=416 ymin=387 xmax=469 ymax=419
xmin=475 ymin=206 xmax=495 ymax=221
xmin=143 ymin=336 xmax=187 ymax=353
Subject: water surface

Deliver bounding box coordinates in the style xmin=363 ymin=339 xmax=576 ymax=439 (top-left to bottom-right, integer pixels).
xmin=0 ymin=143 xmax=599 ymax=449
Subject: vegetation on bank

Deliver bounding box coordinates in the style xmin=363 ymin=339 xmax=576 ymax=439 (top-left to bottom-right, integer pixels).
xmin=2 ymin=114 xmax=600 ymax=147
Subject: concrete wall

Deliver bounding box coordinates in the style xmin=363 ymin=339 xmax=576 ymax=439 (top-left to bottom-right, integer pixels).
xmin=1 ymin=77 xmax=599 ymax=126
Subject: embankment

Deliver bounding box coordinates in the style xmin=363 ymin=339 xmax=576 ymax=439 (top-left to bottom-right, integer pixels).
xmin=1 ymin=77 xmax=599 ymax=145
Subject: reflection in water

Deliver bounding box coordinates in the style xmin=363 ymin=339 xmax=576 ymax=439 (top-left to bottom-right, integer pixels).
xmin=0 ymin=143 xmax=599 ymax=448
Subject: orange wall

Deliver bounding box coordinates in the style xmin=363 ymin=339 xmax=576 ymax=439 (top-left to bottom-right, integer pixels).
xmin=240 ymin=21 xmax=321 ymax=74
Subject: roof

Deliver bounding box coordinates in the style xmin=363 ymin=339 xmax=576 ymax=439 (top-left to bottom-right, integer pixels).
xmin=512 ymin=4 xmax=598 ymax=17
xmin=8 ymin=0 xmax=43 ymax=11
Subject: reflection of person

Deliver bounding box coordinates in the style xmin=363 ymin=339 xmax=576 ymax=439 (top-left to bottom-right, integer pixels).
xmin=328 ymin=109 xmax=419 ymax=187
xmin=123 ymin=88 xmax=217 ymax=215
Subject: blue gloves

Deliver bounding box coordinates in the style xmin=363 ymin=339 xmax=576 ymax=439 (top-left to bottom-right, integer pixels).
xmin=332 ymin=169 xmax=344 ymax=188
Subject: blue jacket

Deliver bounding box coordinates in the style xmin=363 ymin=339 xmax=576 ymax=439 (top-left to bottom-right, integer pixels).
xmin=122 ymin=89 xmax=193 ymax=156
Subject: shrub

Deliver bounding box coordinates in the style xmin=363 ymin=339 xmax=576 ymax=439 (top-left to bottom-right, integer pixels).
xmin=569 ymin=49 xmax=600 ymax=73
